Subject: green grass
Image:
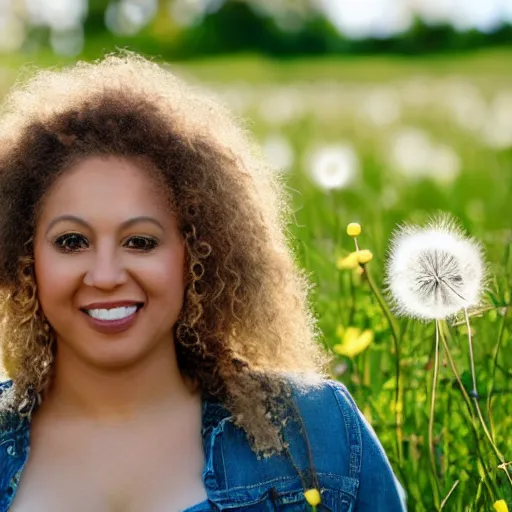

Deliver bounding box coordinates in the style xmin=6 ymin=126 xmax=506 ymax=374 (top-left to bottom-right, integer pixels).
xmin=1 ymin=48 xmax=511 ymax=511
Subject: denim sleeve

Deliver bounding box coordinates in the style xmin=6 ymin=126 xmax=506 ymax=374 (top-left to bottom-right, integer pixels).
xmin=331 ymin=382 xmax=407 ymax=511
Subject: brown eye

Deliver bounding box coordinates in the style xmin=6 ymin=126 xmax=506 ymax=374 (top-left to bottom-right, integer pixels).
xmin=54 ymin=233 xmax=89 ymax=252
xmin=125 ymin=236 xmax=159 ymax=251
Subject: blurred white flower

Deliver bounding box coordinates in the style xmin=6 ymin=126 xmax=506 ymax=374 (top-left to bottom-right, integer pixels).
xmin=385 ymin=215 xmax=485 ymax=320
xmin=360 ymin=87 xmax=401 ymax=127
xmin=105 ymin=0 xmax=157 ymax=36
xmin=389 ymin=127 xmax=431 ymax=174
xmin=388 ymin=127 xmax=461 ymax=184
xmin=0 ymin=12 xmax=24 ymax=53
xmin=380 ymin=185 xmax=399 ymax=209
xmin=430 ymin=144 xmax=461 ymax=184
xmin=25 ymin=0 xmax=87 ymax=31
xmin=168 ymin=0 xmax=207 ymax=27
xmin=401 ymin=77 xmax=432 ymax=109
xmin=262 ymin=134 xmax=295 ymax=172
xmin=481 ymin=90 xmax=512 ymax=149
xmin=216 ymin=85 xmax=254 ymax=115
xmin=50 ymin=26 xmax=84 ymax=56
xmin=440 ymin=78 xmax=487 ymax=133
xmin=258 ymin=86 xmax=305 ymax=126
xmin=307 ymin=144 xmax=359 ymax=190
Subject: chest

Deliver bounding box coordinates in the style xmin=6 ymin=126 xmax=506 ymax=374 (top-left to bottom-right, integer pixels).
xmin=8 ymin=417 xmax=208 ymax=512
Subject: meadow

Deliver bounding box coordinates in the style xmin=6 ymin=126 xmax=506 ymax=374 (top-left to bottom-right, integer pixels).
xmin=1 ymin=48 xmax=511 ymax=510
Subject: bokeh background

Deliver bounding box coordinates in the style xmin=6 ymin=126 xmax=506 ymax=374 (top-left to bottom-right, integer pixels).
xmin=0 ymin=1 xmax=511 ymax=511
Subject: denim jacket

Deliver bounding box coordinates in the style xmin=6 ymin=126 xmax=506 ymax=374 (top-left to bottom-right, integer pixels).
xmin=0 ymin=377 xmax=407 ymax=511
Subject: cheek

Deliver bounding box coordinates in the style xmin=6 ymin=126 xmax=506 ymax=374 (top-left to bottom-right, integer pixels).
xmin=34 ymin=245 xmax=79 ymax=311
xmin=143 ymin=248 xmax=186 ymax=301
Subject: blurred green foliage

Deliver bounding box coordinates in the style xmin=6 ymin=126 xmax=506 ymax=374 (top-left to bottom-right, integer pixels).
xmin=6 ymin=0 xmax=512 ymax=61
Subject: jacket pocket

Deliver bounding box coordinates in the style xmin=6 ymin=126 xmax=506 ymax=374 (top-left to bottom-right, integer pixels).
xmin=223 ymin=486 xmax=354 ymax=512
xmin=271 ymin=486 xmax=353 ymax=512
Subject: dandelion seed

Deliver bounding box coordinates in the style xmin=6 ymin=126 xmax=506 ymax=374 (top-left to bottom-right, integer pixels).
xmin=385 ymin=216 xmax=485 ymax=320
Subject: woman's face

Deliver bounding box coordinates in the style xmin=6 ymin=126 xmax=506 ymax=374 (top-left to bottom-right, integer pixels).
xmin=34 ymin=155 xmax=186 ymax=369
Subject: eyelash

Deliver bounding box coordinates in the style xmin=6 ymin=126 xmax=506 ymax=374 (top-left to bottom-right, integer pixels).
xmin=53 ymin=233 xmax=160 ymax=253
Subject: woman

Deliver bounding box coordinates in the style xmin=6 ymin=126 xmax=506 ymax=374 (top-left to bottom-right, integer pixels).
xmin=0 ymin=53 xmax=406 ymax=511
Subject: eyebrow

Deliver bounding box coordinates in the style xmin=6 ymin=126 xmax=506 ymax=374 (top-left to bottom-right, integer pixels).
xmin=45 ymin=215 xmax=165 ymax=235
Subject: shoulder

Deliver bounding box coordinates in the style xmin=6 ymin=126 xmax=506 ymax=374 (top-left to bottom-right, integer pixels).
xmin=286 ymin=375 xmax=407 ymax=511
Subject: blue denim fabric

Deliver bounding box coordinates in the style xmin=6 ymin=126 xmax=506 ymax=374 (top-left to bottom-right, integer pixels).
xmin=0 ymin=377 xmax=407 ymax=511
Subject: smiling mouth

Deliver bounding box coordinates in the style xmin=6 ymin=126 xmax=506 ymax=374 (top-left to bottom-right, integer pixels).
xmin=80 ymin=303 xmax=144 ymax=321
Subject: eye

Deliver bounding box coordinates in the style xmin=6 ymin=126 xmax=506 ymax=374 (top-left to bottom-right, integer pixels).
xmin=54 ymin=233 xmax=89 ymax=252
xmin=125 ymin=236 xmax=159 ymax=251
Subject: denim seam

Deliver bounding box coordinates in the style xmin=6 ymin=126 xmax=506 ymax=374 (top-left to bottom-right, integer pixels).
xmin=327 ymin=380 xmax=362 ymax=481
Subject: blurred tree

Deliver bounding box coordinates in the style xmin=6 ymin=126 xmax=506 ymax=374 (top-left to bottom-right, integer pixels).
xmin=6 ymin=0 xmax=512 ymax=58
xmin=83 ymin=0 xmax=109 ymax=36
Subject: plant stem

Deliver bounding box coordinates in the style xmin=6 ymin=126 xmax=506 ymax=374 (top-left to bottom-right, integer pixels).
xmin=464 ymin=308 xmax=478 ymax=398
xmin=439 ymin=322 xmax=512 ymax=490
xmin=463 ymin=308 xmax=512 ymax=487
xmin=363 ymin=265 xmax=403 ymax=466
xmin=486 ymin=309 xmax=507 ymax=443
xmin=429 ymin=320 xmax=442 ymax=509
xmin=439 ymin=480 xmax=459 ymax=510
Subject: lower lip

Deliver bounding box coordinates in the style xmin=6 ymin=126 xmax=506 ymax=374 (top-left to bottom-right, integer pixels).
xmin=82 ymin=308 xmax=141 ymax=334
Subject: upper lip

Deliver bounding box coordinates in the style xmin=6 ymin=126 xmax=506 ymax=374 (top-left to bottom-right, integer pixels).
xmin=81 ymin=301 xmax=144 ymax=310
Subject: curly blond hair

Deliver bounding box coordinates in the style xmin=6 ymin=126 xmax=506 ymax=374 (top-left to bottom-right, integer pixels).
xmin=0 ymin=52 xmax=332 ymax=456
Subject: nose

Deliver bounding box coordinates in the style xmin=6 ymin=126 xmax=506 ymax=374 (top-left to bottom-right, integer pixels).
xmin=82 ymin=245 xmax=127 ymax=290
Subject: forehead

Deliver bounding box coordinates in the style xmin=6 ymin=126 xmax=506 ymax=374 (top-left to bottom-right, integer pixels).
xmin=38 ymin=156 xmax=173 ymax=220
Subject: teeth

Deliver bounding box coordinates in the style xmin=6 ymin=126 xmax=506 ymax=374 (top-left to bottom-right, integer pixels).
xmin=86 ymin=306 xmax=138 ymax=321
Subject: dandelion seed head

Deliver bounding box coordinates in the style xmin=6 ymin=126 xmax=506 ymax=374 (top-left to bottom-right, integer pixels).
xmin=386 ymin=216 xmax=485 ymax=320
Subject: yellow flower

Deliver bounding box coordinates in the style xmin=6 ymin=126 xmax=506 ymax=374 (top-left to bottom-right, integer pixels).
xmin=304 ymin=488 xmax=321 ymax=506
xmin=336 ymin=249 xmax=373 ymax=270
xmin=333 ymin=326 xmax=374 ymax=358
xmin=357 ymin=249 xmax=373 ymax=264
xmin=494 ymin=500 xmax=509 ymax=512
xmin=347 ymin=222 xmax=361 ymax=237
xmin=336 ymin=252 xmax=360 ymax=270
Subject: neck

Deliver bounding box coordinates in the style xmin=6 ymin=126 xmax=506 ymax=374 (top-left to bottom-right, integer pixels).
xmin=40 ymin=338 xmax=199 ymax=423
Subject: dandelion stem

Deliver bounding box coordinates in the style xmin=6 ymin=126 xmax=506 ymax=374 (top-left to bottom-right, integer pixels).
xmin=462 ymin=308 xmax=512 ymax=488
xmin=464 ymin=308 xmax=478 ymax=398
xmin=486 ymin=310 xmax=507 ymax=444
xmin=429 ymin=320 xmax=442 ymax=509
xmin=362 ymin=265 xmax=403 ymax=465
xmin=439 ymin=322 xmax=512 ymax=489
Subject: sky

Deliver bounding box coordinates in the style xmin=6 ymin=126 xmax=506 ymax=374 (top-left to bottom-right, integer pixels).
xmin=321 ymin=0 xmax=512 ymax=38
